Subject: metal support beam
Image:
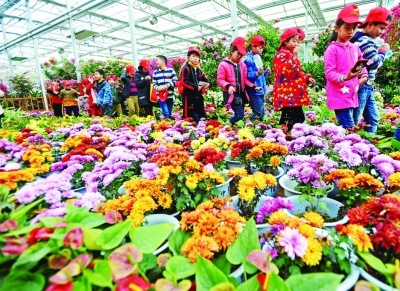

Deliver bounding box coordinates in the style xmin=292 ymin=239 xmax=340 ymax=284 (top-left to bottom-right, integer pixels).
xmin=127 ymin=0 xmax=138 ymax=66
xmin=230 ymin=0 xmax=238 ymax=40
xmin=300 ymin=0 xmax=327 ymax=28
xmin=25 ymin=0 xmax=49 ymax=111
xmin=0 ymin=17 xmax=14 ymax=76
xmin=66 ymin=0 xmax=81 ymax=82
xmin=163 ymin=35 xmax=166 ymax=56
xmin=236 ymin=0 xmax=266 ymax=26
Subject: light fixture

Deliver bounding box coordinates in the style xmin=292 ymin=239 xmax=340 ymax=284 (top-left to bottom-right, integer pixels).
xmin=66 ymin=29 xmax=98 ymax=40
xmin=149 ymin=15 xmax=158 ymax=25
xmin=58 ymin=48 xmax=65 ymax=54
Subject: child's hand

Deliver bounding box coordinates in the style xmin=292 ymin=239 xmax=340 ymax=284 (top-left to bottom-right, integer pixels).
xmin=309 ymin=78 xmax=316 ymax=86
xmin=359 ymin=77 xmax=368 ymax=87
xmin=228 ymin=86 xmax=236 ymax=94
xmin=255 ymin=87 xmax=263 ymax=92
xmin=344 ymin=69 xmax=362 ymax=81
xmin=198 ymin=85 xmax=203 ymax=91
xmin=256 ymin=67 xmax=264 ymax=77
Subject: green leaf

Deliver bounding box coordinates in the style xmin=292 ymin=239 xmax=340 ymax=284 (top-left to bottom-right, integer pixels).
xmin=130 ymin=223 xmax=175 ymax=254
xmin=12 ymin=242 xmax=52 ymax=269
xmin=226 ymin=217 xmax=260 ymax=274
xmin=235 ymin=274 xmax=261 ymax=291
xmin=168 ymin=228 xmax=191 ymax=256
xmin=358 ymin=252 xmax=393 ymax=276
xmin=212 ymin=254 xmax=231 ymax=276
xmin=39 ymin=217 xmax=63 ymax=228
xmin=10 ymin=199 xmax=43 ymax=221
xmin=96 ymin=220 xmax=131 ymax=250
xmin=270 ymin=272 xmax=289 ymax=291
xmin=392 ymin=138 xmax=400 ymax=151
xmin=65 ymin=204 xmax=105 ymax=228
xmin=83 ymin=228 xmax=103 ymax=250
xmin=210 ymin=282 xmax=236 ymax=291
xmin=286 ymin=273 xmax=344 ymax=291
xmin=83 ymin=261 xmax=113 ymax=288
xmin=138 ymin=254 xmax=158 ymax=272
xmin=195 ymin=255 xmax=229 ymax=291
xmin=165 ymin=256 xmax=196 ymax=280
xmin=0 ymin=271 xmax=45 ymax=291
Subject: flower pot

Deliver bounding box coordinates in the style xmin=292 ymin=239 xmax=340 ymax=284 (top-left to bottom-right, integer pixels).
xmin=230 ymin=264 xmax=244 ymax=284
xmin=212 ymin=172 xmax=233 ymax=198
xmin=230 ymin=195 xmax=272 ymax=234
xmin=281 ymin=161 xmax=293 ymax=174
xmin=143 ymin=214 xmax=180 ymax=255
xmin=279 ymin=174 xmax=334 ymax=197
xmin=225 ymin=159 xmax=246 ymax=169
xmin=337 ymin=264 xmax=360 ymax=291
xmin=283 ymin=196 xmax=349 ymax=228
xmin=262 ymin=167 xmax=284 ymax=197
xmin=72 ymin=187 xmax=86 ymax=194
xmin=360 ymin=268 xmax=400 ymax=291
xmin=118 ymin=185 xmax=126 ymax=194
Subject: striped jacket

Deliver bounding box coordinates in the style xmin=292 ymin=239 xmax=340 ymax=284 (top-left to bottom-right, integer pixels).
xmin=152 ymin=68 xmax=178 ymax=99
xmin=350 ymin=31 xmax=386 ymax=81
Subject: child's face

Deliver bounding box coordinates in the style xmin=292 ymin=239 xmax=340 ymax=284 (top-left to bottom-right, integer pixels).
xmin=156 ymin=57 xmax=165 ymax=68
xmin=188 ymin=53 xmax=200 ymax=65
xmin=284 ymin=35 xmax=301 ymax=52
xmin=64 ymin=85 xmax=71 ymax=90
xmin=365 ymin=22 xmax=387 ymax=39
xmin=336 ymin=22 xmax=358 ymax=42
xmin=251 ymin=45 xmax=264 ymax=55
xmin=52 ymin=81 xmax=58 ymax=87
xmin=108 ymin=79 xmax=115 ymax=86
xmin=94 ymin=71 xmax=102 ymax=80
xmin=230 ymin=50 xmax=244 ymax=63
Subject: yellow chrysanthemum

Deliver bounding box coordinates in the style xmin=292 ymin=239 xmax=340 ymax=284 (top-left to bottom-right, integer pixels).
xmin=227 ymin=167 xmax=248 ymax=178
xmin=185 ymin=175 xmax=199 ymax=190
xmin=186 ymin=159 xmax=201 ymax=171
xmin=268 ymin=210 xmax=290 ymax=226
xmin=238 ymin=128 xmax=254 ymax=141
xmin=158 ymin=193 xmax=172 ymax=209
xmin=238 ymin=183 xmax=256 ymax=201
xmin=347 ymin=224 xmax=373 ymax=252
xmin=270 ymin=156 xmax=281 ymax=167
xmin=388 ymin=172 xmax=400 ymax=188
xmin=198 ymin=137 xmax=206 ymax=143
xmin=298 ymin=223 xmax=316 ymax=239
xmin=150 ymin=131 xmax=164 ymax=140
xmin=213 ymin=225 xmax=236 ymax=250
xmin=128 ymin=212 xmax=145 ymax=227
xmin=253 ymin=172 xmax=268 ymax=190
xmin=302 ymin=238 xmax=323 ymax=266
xmin=303 ymin=212 xmax=324 ymax=228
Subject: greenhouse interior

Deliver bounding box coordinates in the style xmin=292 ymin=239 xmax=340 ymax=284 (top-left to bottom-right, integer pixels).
xmin=1 ymin=0 xmax=400 ymax=290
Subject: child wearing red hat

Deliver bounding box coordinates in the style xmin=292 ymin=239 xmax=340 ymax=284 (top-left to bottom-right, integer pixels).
xmin=181 ymin=46 xmax=211 ymax=122
xmin=46 ymin=80 xmax=63 ymax=117
xmin=273 ymin=27 xmax=316 ymax=131
xmin=134 ymin=59 xmax=154 ymax=117
xmin=350 ymin=7 xmax=391 ymax=133
xmin=82 ymin=76 xmax=102 ymax=117
xmin=217 ymin=37 xmax=257 ymax=125
xmin=244 ymin=35 xmax=271 ymax=121
xmin=324 ymin=4 xmax=368 ymax=130
xmin=60 ymin=80 xmax=79 ymax=117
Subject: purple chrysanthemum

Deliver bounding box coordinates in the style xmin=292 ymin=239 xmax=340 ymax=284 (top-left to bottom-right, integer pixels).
xmin=279 ymin=227 xmax=308 ymax=260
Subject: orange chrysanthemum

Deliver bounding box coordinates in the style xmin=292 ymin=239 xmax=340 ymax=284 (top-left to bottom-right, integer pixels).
xmin=268 ymin=210 xmax=291 ymax=226
xmin=303 ymin=212 xmax=324 ymax=228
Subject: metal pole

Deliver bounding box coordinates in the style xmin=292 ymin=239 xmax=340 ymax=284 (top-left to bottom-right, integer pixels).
xmin=304 ymin=1 xmax=309 ymax=63
xmin=163 ymin=35 xmax=167 ymax=56
xmin=127 ymin=0 xmax=138 ymax=66
xmin=0 ymin=18 xmax=14 ymax=76
xmin=230 ymin=0 xmax=238 ymax=40
xmin=25 ymin=0 xmax=49 ymax=111
xmin=66 ymin=0 xmax=82 ymax=82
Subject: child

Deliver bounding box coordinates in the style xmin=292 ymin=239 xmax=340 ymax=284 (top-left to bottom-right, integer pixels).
xmin=82 ymin=77 xmax=102 ymax=117
xmin=273 ymin=27 xmax=316 ymax=131
xmin=217 ymin=37 xmax=257 ymax=125
xmin=324 ymin=4 xmax=368 ymax=130
xmin=94 ymin=69 xmax=113 ymax=118
xmin=46 ymin=80 xmax=63 ymax=117
xmin=350 ymin=7 xmax=391 ymax=133
xmin=134 ymin=59 xmax=153 ymax=117
xmin=152 ymin=55 xmax=178 ymax=119
xmin=181 ymin=46 xmax=211 ymax=122
xmin=244 ymin=35 xmax=271 ymax=121
xmin=60 ymin=81 xmax=79 ymax=117
xmin=107 ymin=76 xmax=122 ymax=117
xmin=121 ymin=65 xmax=139 ymax=117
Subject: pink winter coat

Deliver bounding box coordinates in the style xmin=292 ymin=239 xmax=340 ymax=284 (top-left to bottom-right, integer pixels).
xmin=217 ymin=58 xmax=254 ymax=104
xmin=324 ymin=41 xmax=368 ymax=110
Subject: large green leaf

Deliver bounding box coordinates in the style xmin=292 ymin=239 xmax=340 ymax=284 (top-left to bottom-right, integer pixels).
xmin=164 ymin=256 xmax=196 ymax=281
xmin=138 ymin=254 xmax=158 ymax=273
xmin=235 ymin=275 xmax=261 ymax=291
xmin=64 ymin=204 xmax=105 ymax=228
xmin=212 ymin=254 xmax=231 ymax=276
xmin=95 ymin=220 xmax=131 ymax=250
xmin=195 ymin=255 xmax=229 ymax=291
xmin=130 ymin=223 xmax=175 ymax=254
xmin=269 ymin=272 xmax=289 ymax=291
xmin=168 ymin=228 xmax=191 ymax=256
xmin=83 ymin=228 xmax=103 ymax=250
xmin=10 ymin=199 xmax=43 ymax=221
xmin=226 ymin=217 xmax=260 ymax=274
xmin=285 ymin=273 xmax=344 ymax=291
xmin=83 ymin=260 xmax=112 ymax=288
xmin=39 ymin=217 xmax=63 ymax=228
xmin=12 ymin=242 xmax=52 ymax=269
xmin=358 ymin=252 xmax=393 ymax=276
xmin=0 ymin=271 xmax=45 ymax=291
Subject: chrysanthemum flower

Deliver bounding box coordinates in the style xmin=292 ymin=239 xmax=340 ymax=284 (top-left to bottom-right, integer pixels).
xmin=270 ymin=156 xmax=281 ymax=167
xmin=302 ymin=238 xmax=322 ymax=266
xmin=346 ymin=224 xmax=373 ymax=252
xmin=298 ymin=224 xmax=316 ymax=239
xmin=338 ymin=177 xmax=357 ymax=190
xmin=278 ymin=227 xmax=308 ymax=260
xmin=213 ymin=226 xmax=236 ymax=250
xmin=238 ymin=183 xmax=256 ymax=201
xmin=388 ymin=172 xmax=400 ymax=188
xmin=227 ymin=167 xmax=248 ymax=178
xmin=181 ymin=236 xmax=219 ymax=262
xmin=158 ymin=193 xmax=172 ymax=209
xmin=303 ymin=212 xmax=324 ymax=228
xmin=347 ymin=207 xmax=371 ymax=226
xmin=268 ymin=210 xmax=291 ymax=226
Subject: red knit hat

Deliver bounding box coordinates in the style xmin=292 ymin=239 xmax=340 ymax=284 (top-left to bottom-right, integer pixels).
xmin=159 ymin=89 xmax=168 ymax=102
xmin=62 ymin=80 xmax=71 ymax=87
xmin=106 ymin=76 xmax=113 ymax=82
xmin=337 ymin=4 xmax=361 ymax=24
xmin=358 ymin=7 xmax=391 ymax=28
xmin=280 ymin=27 xmax=305 ymax=47
xmin=251 ymin=35 xmax=266 ymax=47
xmin=232 ymin=37 xmax=247 ymax=55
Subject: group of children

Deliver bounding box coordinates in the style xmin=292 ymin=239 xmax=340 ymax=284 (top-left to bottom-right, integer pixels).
xmin=46 ymin=4 xmax=391 ymax=133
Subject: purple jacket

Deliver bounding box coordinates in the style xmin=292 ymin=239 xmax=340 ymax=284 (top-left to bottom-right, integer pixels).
xmin=324 ymin=41 xmax=368 ymax=110
xmin=217 ymin=58 xmax=254 ymax=104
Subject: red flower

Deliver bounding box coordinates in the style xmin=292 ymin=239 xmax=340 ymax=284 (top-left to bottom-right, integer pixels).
xmin=0 ymin=219 xmax=18 ymax=232
xmin=347 ymin=207 xmax=371 ymax=226
xmin=2 ymin=237 xmax=28 ymax=256
xmin=28 ymin=227 xmax=54 ymax=245
xmin=45 ymin=128 xmax=53 ymax=134
xmin=105 ymin=210 xmax=123 ymax=224
xmin=63 ymin=228 xmax=83 ymax=249
xmin=116 ymin=275 xmax=151 ymax=291
xmin=370 ymin=222 xmax=400 ymax=253
xmin=45 ymin=282 xmax=73 ymax=291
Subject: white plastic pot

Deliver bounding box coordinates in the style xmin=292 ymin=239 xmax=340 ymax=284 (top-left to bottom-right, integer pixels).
xmin=283 ymin=196 xmax=349 ymax=228
xmin=337 ymin=264 xmax=360 ymax=291
xmin=143 ymin=214 xmax=180 ymax=255
xmin=212 ymin=170 xmax=233 ymax=198
xmin=279 ymin=174 xmax=334 ymax=197
xmin=360 ymin=268 xmax=400 ymax=291
xmin=230 ymin=264 xmax=244 ymax=284
xmin=281 ymin=162 xmax=293 ymax=174
xmin=225 ymin=159 xmax=246 ymax=169
xmin=262 ymin=167 xmax=285 ymax=197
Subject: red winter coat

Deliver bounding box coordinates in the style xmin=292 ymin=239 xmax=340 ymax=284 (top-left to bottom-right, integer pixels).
xmin=273 ymin=47 xmax=312 ymax=111
xmin=85 ymin=82 xmax=102 ymax=117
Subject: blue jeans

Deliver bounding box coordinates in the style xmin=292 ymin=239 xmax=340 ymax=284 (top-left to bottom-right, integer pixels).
xmin=335 ymin=108 xmax=355 ymax=129
xmin=230 ymin=105 xmax=244 ymax=124
xmin=353 ymin=84 xmax=379 ymax=133
xmin=394 ymin=125 xmax=400 ymax=141
xmin=159 ymin=98 xmax=174 ymax=119
xmin=101 ymin=104 xmax=112 ymax=117
xmin=250 ymin=95 xmax=265 ymax=121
